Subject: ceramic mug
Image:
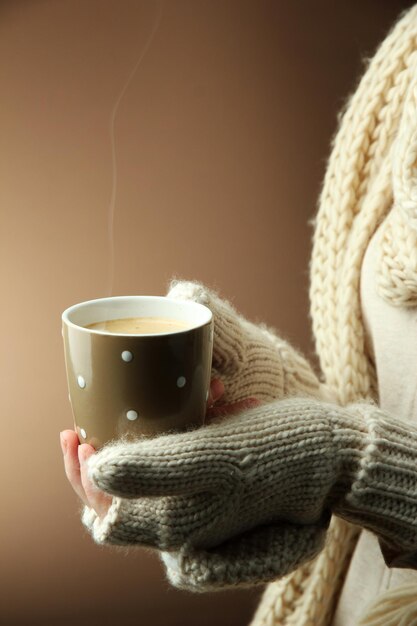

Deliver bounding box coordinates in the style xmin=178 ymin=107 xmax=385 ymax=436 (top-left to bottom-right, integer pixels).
xmin=61 ymin=295 xmax=213 ymax=450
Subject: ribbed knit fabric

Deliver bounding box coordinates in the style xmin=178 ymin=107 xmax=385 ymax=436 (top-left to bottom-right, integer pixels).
xmin=333 ymin=405 xmax=417 ymax=553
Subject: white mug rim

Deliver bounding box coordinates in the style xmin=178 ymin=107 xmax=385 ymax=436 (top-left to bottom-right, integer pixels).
xmin=61 ymin=295 xmax=213 ymax=337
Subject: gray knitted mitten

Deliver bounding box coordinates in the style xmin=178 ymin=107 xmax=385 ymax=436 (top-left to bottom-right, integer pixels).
xmin=83 ymin=392 xmax=417 ymax=592
xmin=84 ymin=397 xmax=347 ymax=588
xmin=83 ymin=397 xmax=417 ymax=591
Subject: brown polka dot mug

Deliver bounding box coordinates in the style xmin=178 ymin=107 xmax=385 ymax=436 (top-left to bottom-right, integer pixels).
xmin=62 ymin=296 xmax=213 ymax=450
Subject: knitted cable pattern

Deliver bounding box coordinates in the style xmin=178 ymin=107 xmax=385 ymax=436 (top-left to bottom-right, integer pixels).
xmin=251 ymin=5 xmax=417 ymax=626
xmin=166 ymin=278 xmax=322 ymax=403
xmin=376 ymin=73 xmax=417 ymax=306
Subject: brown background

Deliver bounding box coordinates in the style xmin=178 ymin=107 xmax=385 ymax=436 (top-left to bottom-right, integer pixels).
xmin=0 ymin=1 xmax=413 ymax=625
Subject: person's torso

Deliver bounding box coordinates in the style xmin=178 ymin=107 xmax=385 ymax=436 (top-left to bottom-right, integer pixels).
xmin=332 ymin=215 xmax=417 ymax=626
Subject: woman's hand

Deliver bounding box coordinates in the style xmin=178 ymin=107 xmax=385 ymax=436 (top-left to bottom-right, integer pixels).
xmin=60 ymin=377 xmax=260 ymax=520
xmin=60 ymin=429 xmax=113 ymax=519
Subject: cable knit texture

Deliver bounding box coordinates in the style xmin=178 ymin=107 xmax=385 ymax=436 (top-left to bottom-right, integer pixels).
xmin=166 ymin=279 xmax=323 ymax=404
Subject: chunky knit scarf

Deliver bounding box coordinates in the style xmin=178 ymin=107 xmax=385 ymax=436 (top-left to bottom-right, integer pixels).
xmin=250 ymin=5 xmax=417 ymax=626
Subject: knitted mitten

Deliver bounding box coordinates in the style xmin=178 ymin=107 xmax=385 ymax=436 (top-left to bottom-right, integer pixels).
xmin=165 ymin=279 xmax=322 ymax=403
xmin=82 ymin=396 xmax=417 ymax=591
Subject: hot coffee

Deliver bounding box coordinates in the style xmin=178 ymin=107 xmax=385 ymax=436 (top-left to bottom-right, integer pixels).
xmin=85 ymin=316 xmax=192 ymax=334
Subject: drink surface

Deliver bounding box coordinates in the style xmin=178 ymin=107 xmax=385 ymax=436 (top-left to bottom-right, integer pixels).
xmin=84 ymin=316 xmax=192 ymax=334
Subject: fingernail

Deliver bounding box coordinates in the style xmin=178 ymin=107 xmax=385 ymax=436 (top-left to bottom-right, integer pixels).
xmin=60 ymin=432 xmax=67 ymax=455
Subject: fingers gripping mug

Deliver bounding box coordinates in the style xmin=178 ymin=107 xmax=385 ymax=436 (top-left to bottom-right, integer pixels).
xmin=61 ymin=296 xmax=213 ymax=450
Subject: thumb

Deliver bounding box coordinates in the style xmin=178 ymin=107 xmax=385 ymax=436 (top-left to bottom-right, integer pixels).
xmin=167 ymin=278 xmax=247 ymax=375
xmin=87 ymin=433 xmax=241 ymax=499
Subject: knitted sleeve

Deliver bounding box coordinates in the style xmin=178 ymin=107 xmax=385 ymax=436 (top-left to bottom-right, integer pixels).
xmin=331 ymin=402 xmax=417 ymax=568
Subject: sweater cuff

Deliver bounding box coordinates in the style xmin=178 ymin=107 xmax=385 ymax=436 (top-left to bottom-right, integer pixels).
xmin=333 ymin=405 xmax=417 ymax=556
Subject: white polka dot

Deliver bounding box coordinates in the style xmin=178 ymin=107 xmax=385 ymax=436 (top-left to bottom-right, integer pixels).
xmin=177 ymin=376 xmax=186 ymax=388
xmin=126 ymin=410 xmax=138 ymax=421
xmin=206 ymin=389 xmax=209 ymax=401
xmin=77 ymin=375 xmax=86 ymax=388
xmin=80 ymin=428 xmax=87 ymax=439
xmin=121 ymin=350 xmax=133 ymax=362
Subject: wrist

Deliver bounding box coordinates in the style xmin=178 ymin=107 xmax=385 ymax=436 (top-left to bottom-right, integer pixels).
xmin=331 ymin=403 xmax=417 ymax=553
